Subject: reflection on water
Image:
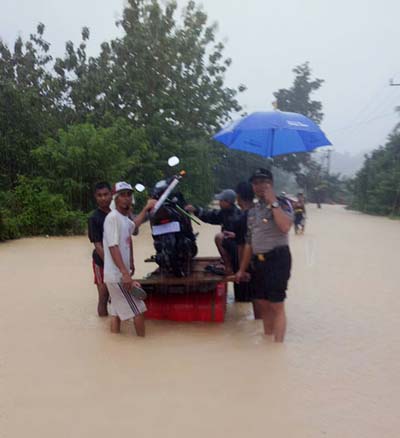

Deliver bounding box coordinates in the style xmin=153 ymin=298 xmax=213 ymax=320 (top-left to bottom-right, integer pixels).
xmin=1 ymin=205 xmax=399 ymax=437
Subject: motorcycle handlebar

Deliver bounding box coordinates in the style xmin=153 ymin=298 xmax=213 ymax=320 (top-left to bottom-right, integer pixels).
xmin=152 ymin=174 xmax=182 ymax=213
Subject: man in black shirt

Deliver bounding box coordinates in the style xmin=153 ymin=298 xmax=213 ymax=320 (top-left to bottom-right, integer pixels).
xmin=186 ymin=189 xmax=242 ymax=274
xmin=228 ymin=182 xmax=259 ymax=307
xmin=232 ymin=182 xmax=255 ymax=249
xmin=88 ymin=182 xmax=112 ymax=316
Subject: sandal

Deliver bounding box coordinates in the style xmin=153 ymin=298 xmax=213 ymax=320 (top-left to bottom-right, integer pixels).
xmin=131 ymin=285 xmax=147 ymax=300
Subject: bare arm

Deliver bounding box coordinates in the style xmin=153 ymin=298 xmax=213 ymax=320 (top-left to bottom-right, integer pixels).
xmin=271 ymin=206 xmax=293 ymax=234
xmin=133 ymin=199 xmax=157 ymax=229
xmin=264 ymin=184 xmax=293 ymax=234
xmin=94 ymin=242 xmax=105 ymax=261
xmin=235 ymin=243 xmax=253 ymax=283
xmin=109 ymin=245 xmax=132 ymax=290
xmin=239 ymin=243 xmax=253 ymax=272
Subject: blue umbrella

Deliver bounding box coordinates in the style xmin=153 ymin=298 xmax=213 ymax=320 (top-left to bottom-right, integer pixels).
xmin=213 ymin=111 xmax=332 ymax=157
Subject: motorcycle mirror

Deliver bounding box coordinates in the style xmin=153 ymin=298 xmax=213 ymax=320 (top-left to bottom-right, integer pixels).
xmin=168 ymin=156 xmax=180 ymax=167
xmin=135 ymin=183 xmax=145 ymax=192
xmin=155 ymin=180 xmax=167 ymax=189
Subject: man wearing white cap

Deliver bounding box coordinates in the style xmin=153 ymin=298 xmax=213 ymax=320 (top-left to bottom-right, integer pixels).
xmin=103 ymin=182 xmax=156 ymax=336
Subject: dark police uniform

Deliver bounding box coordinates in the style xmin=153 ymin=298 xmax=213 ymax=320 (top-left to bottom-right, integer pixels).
xmin=246 ymin=198 xmax=293 ymax=302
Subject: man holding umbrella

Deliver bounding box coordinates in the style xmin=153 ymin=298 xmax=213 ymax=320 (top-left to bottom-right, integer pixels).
xmin=235 ymin=169 xmax=293 ymax=342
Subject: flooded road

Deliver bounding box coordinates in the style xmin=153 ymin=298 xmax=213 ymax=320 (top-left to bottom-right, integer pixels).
xmin=1 ymin=205 xmax=399 ymax=437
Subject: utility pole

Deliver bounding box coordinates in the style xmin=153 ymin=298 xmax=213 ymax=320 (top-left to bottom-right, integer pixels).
xmin=326 ymin=149 xmax=331 ymax=175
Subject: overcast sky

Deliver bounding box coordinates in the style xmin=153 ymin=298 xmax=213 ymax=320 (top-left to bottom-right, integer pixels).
xmin=2 ymin=0 xmax=400 ymax=155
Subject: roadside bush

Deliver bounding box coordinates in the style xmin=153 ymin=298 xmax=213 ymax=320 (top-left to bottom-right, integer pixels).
xmin=0 ymin=177 xmax=86 ymax=240
xmin=0 ymin=208 xmax=20 ymax=240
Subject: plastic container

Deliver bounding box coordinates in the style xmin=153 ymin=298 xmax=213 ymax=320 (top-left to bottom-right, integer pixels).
xmin=144 ymin=282 xmax=227 ymax=323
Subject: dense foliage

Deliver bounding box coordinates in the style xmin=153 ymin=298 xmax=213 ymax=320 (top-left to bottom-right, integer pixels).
xmin=0 ymin=0 xmax=244 ymax=240
xmin=350 ymin=129 xmax=400 ymax=216
xmin=1 ymin=1 xmax=360 ymax=241
xmin=0 ymin=177 xmax=86 ymax=239
xmin=270 ymin=62 xmax=350 ymax=204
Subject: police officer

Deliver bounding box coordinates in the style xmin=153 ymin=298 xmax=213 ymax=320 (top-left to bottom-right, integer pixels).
xmin=235 ymin=168 xmax=293 ymax=342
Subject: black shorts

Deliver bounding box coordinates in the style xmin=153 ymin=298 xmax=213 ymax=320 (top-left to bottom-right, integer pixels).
xmin=251 ymin=246 xmax=292 ymax=302
xmin=234 ymin=264 xmax=254 ymax=302
xmin=222 ymin=238 xmax=239 ymax=271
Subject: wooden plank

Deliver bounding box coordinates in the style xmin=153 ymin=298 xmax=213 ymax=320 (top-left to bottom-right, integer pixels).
xmin=191 ymin=257 xmax=221 ymax=262
xmin=134 ymin=256 xmax=235 ymax=286
xmin=136 ymin=273 xmax=228 ymax=286
xmin=144 ymin=256 xmax=221 ymax=264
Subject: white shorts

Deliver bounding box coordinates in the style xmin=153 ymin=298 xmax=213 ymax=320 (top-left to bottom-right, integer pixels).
xmin=106 ymin=282 xmax=147 ymax=321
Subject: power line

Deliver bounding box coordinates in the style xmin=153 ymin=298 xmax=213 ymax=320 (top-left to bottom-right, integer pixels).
xmin=331 ymin=111 xmax=396 ymax=135
xmin=349 ymin=84 xmax=387 ymax=124
xmin=330 ymin=85 xmax=400 ymax=135
xmin=361 ymin=84 xmax=400 ymax=120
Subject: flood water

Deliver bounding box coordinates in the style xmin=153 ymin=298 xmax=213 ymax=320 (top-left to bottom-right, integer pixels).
xmin=1 ymin=205 xmax=399 ymax=437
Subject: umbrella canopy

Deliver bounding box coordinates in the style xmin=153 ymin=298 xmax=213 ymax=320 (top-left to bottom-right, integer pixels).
xmin=213 ymin=111 xmax=332 ymax=158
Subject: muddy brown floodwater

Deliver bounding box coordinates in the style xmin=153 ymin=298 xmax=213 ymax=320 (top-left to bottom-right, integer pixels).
xmin=1 ymin=205 xmax=400 ymax=437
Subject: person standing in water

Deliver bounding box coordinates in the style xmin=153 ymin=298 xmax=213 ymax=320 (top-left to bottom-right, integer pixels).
xmin=224 ymin=182 xmax=258 ymax=307
xmin=88 ymin=182 xmax=113 ymax=317
xmin=294 ymin=192 xmax=306 ymax=235
xmin=103 ymin=182 xmax=156 ymax=337
xmin=235 ymin=169 xmax=293 ymax=342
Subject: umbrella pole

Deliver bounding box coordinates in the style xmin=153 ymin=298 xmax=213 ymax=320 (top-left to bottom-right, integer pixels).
xmin=269 ymin=129 xmax=276 ymax=157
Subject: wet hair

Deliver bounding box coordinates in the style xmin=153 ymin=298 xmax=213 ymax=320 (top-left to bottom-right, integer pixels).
xmin=94 ymin=181 xmax=111 ymax=192
xmin=235 ymin=181 xmax=254 ymax=202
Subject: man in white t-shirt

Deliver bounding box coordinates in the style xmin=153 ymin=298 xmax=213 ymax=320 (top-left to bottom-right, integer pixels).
xmin=103 ymin=181 xmax=156 ymax=337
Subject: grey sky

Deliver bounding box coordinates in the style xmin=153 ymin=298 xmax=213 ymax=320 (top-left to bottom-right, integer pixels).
xmin=2 ymin=0 xmax=400 ymax=155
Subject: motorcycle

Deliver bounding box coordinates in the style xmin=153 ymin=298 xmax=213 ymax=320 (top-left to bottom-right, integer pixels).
xmin=137 ymin=156 xmax=199 ymax=277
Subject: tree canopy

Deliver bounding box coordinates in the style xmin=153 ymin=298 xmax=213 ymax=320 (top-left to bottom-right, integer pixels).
xmin=0 ymin=0 xmax=246 ymax=239
xmin=1 ymin=1 xmax=371 ymax=241
xmin=350 ymin=127 xmax=400 ymax=216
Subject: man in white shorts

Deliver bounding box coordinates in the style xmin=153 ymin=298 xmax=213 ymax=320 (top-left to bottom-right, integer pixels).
xmin=103 ymin=181 xmax=156 ymax=337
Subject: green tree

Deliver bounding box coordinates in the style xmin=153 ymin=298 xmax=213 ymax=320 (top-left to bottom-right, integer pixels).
xmin=272 ymin=62 xmax=325 ymax=175
xmin=351 ymin=129 xmax=400 ymax=215
xmin=54 ymin=0 xmax=244 ymax=136
xmin=50 ymin=0 xmax=245 ymax=204
xmin=0 ymin=24 xmax=61 ymax=189
xmin=53 ymin=27 xmax=114 ymax=126
xmin=109 ymin=0 xmax=244 ymax=137
xmin=271 ymin=62 xmax=351 ymax=202
xmin=32 ymin=124 xmax=129 ymax=211
xmin=274 ymin=62 xmax=324 ymax=123
xmin=0 ymin=1 xmax=247 ymax=239
xmin=214 ymin=62 xmax=326 ymax=192
xmin=0 ymin=176 xmax=86 ymax=240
